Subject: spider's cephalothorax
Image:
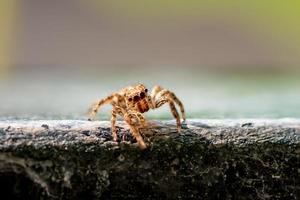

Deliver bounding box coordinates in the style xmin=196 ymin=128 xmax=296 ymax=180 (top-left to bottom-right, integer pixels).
xmin=88 ymin=84 xmax=186 ymax=149
xmin=125 ymin=84 xmax=150 ymax=113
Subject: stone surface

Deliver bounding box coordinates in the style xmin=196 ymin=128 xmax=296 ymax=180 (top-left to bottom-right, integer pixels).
xmin=0 ymin=119 xmax=299 ymax=199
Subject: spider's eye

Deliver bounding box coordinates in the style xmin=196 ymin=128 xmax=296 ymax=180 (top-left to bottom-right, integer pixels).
xmin=140 ymin=91 xmax=145 ymax=99
xmin=133 ymin=95 xmax=140 ymax=102
xmin=128 ymin=97 xmax=132 ymax=102
xmin=145 ymin=88 xmax=148 ymax=93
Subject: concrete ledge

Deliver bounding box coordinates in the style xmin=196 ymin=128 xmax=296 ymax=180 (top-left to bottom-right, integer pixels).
xmin=0 ymin=119 xmax=300 ymax=199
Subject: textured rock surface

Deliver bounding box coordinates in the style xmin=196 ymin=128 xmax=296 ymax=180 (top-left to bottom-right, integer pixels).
xmin=0 ymin=119 xmax=299 ymax=199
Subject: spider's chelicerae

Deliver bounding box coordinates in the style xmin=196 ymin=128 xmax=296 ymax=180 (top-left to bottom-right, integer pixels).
xmin=88 ymin=84 xmax=186 ymax=149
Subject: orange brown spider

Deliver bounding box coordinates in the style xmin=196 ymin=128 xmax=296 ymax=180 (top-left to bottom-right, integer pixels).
xmin=87 ymin=84 xmax=186 ymax=149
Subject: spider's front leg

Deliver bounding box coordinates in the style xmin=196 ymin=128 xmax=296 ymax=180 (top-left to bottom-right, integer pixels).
xmin=88 ymin=93 xmax=126 ymax=142
xmin=151 ymin=85 xmax=186 ymax=133
xmin=111 ymin=107 xmax=118 ymax=142
xmin=123 ymin=112 xmax=147 ymax=149
xmin=87 ymin=93 xmax=117 ymax=120
xmin=132 ymin=112 xmax=147 ymax=128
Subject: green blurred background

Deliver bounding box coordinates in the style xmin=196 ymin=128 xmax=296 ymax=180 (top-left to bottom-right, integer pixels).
xmin=1 ymin=0 xmax=300 ymax=119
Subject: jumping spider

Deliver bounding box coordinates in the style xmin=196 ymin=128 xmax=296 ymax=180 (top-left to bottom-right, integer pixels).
xmin=88 ymin=84 xmax=186 ymax=149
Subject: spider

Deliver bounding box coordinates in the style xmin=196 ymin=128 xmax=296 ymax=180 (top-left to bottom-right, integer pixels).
xmin=87 ymin=84 xmax=186 ymax=149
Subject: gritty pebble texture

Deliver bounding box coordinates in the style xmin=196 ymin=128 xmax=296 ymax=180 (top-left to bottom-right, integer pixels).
xmin=0 ymin=119 xmax=299 ymax=199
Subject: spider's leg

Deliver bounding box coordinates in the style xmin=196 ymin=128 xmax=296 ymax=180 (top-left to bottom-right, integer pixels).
xmin=151 ymin=87 xmax=186 ymax=132
xmin=166 ymin=91 xmax=186 ymax=121
xmin=124 ymin=113 xmax=147 ymax=149
xmin=133 ymin=112 xmax=147 ymax=128
xmin=87 ymin=93 xmax=117 ymax=120
xmin=149 ymin=85 xmax=163 ymax=108
xmin=169 ymin=102 xmax=181 ymax=133
xmin=154 ymin=97 xmax=182 ymax=132
xmin=155 ymin=89 xmax=186 ymax=121
xmin=122 ymin=132 xmax=127 ymax=142
xmin=111 ymin=107 xmax=118 ymax=141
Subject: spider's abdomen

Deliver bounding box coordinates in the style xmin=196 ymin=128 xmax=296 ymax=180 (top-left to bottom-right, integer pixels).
xmin=136 ymin=99 xmax=149 ymax=113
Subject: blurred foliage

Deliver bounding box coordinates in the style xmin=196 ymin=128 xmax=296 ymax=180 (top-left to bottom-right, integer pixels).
xmin=0 ymin=0 xmax=16 ymax=78
xmin=89 ymin=0 xmax=300 ymax=50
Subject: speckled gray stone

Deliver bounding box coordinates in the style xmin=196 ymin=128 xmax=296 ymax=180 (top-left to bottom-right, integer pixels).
xmin=0 ymin=119 xmax=299 ymax=199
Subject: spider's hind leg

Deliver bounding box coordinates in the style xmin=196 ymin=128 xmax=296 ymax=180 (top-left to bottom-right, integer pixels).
xmin=151 ymin=86 xmax=186 ymax=132
xmin=111 ymin=107 xmax=118 ymax=141
xmin=169 ymin=102 xmax=181 ymax=132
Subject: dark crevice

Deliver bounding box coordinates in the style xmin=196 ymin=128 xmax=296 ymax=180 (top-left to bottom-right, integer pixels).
xmin=0 ymin=171 xmax=46 ymax=200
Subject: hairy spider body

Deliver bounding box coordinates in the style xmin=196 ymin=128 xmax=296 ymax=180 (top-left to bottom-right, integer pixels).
xmin=88 ymin=84 xmax=186 ymax=149
xmin=136 ymin=98 xmax=149 ymax=113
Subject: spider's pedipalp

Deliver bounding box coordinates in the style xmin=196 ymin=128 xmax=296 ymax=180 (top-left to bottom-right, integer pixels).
xmin=150 ymin=85 xmax=163 ymax=102
xmin=148 ymin=85 xmax=163 ymax=109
